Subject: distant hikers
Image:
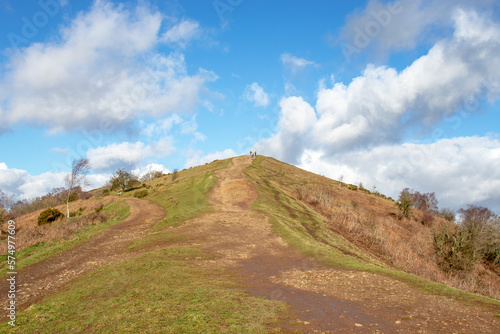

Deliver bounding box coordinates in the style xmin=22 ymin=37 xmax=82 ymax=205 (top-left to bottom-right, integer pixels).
xmin=250 ymin=150 xmax=256 ymax=160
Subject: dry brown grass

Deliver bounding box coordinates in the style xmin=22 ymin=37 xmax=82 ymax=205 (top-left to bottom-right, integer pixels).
xmin=0 ymin=196 xmax=120 ymax=255
xmin=256 ymin=157 xmax=500 ymax=300
xmin=296 ymin=185 xmax=500 ymax=299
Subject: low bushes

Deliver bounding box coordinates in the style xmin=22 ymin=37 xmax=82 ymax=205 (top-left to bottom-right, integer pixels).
xmin=134 ymin=189 xmax=149 ymax=199
xmin=37 ymin=208 xmax=64 ymax=226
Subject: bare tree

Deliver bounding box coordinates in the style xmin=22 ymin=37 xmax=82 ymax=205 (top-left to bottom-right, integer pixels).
xmin=65 ymin=158 xmax=90 ymax=218
xmin=0 ymin=188 xmax=14 ymax=223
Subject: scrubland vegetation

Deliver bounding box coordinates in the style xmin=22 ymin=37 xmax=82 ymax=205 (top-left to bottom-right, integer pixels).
xmin=247 ymin=156 xmax=500 ymax=300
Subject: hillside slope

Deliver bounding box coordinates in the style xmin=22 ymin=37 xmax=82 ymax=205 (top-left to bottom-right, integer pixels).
xmin=1 ymin=156 xmax=499 ymax=333
xmin=246 ymin=156 xmax=500 ymax=300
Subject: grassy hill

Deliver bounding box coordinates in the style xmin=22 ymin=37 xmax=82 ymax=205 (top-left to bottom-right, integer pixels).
xmin=1 ymin=155 xmax=499 ymax=333
xmin=246 ymin=156 xmax=500 ymax=301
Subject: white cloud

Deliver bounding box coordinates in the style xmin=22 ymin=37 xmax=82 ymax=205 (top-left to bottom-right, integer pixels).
xmin=133 ymin=163 xmax=171 ymax=178
xmin=0 ymin=162 xmax=66 ymax=200
xmin=141 ymin=114 xmax=183 ymax=137
xmin=260 ymin=10 xmax=500 ymax=162
xmin=298 ymin=136 xmax=500 ymax=214
xmin=256 ymin=96 xmax=316 ymax=163
xmin=184 ymin=149 xmax=236 ymax=169
xmin=0 ymin=162 xmax=111 ymax=201
xmin=162 ymin=19 xmax=201 ymax=47
xmin=50 ymin=147 xmax=69 ymax=155
xmin=338 ymin=0 xmax=498 ymax=57
xmin=257 ymin=10 xmax=500 ymax=213
xmin=180 ymin=115 xmax=207 ymax=142
xmin=0 ymin=1 xmax=216 ymax=134
xmin=87 ymin=139 xmax=174 ymax=171
xmin=244 ymin=82 xmax=270 ymax=107
xmin=281 ymin=53 xmax=318 ymax=74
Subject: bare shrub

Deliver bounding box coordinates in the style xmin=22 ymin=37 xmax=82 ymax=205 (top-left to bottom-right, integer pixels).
xmin=409 ymin=190 xmax=438 ymax=213
xmin=140 ymin=171 xmax=164 ymax=183
xmin=439 ymin=208 xmax=456 ymax=222
xmin=434 ymin=223 xmax=479 ymax=272
xmin=422 ymin=211 xmax=435 ymax=227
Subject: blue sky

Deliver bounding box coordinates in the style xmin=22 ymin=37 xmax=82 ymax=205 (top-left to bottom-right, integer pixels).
xmin=1 ymin=0 xmax=500 ymax=213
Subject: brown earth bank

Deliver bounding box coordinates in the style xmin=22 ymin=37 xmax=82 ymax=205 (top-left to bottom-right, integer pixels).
xmin=0 ymin=198 xmax=165 ymax=313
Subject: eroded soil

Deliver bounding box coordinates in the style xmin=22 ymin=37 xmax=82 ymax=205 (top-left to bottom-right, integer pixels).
xmin=171 ymin=156 xmax=500 ymax=333
xmin=0 ymin=198 xmax=165 ymax=313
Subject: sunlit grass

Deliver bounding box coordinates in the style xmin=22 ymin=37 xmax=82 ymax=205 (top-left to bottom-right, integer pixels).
xmin=2 ymin=248 xmax=286 ymax=333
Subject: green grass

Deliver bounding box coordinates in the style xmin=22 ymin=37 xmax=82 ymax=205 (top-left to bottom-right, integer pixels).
xmin=0 ymin=157 xmax=291 ymax=332
xmin=0 ymin=200 xmax=130 ymax=278
xmin=125 ymin=158 xmax=232 ymax=230
xmin=126 ymin=231 xmax=187 ymax=252
xmin=1 ymin=248 xmax=286 ymax=333
xmin=245 ymin=156 xmax=500 ymax=309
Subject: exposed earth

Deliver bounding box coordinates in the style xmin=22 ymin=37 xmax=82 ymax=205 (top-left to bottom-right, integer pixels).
xmin=0 ymin=198 xmax=165 ymax=312
xmin=2 ymin=156 xmax=499 ymax=333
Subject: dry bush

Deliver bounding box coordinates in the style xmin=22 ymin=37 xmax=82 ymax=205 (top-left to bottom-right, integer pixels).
xmin=292 ymin=182 xmax=500 ymax=299
xmin=0 ymin=198 xmax=117 ymax=256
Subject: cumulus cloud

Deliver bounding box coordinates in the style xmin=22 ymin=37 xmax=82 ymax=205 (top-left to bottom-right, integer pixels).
xmin=256 ymin=96 xmax=316 ymax=163
xmin=244 ymin=82 xmax=270 ymax=107
xmin=281 ymin=53 xmax=318 ymax=74
xmin=0 ymin=162 xmax=110 ymax=201
xmin=298 ymin=137 xmax=500 ymax=214
xmin=184 ymin=148 xmax=237 ymax=169
xmin=338 ymin=0 xmax=498 ymax=57
xmin=0 ymin=162 xmax=66 ymax=200
xmin=132 ymin=163 xmax=171 ymax=178
xmin=141 ymin=114 xmax=183 ymax=137
xmin=87 ymin=139 xmax=174 ymax=171
xmin=162 ymin=19 xmax=201 ymax=47
xmin=257 ymin=10 xmax=500 ymax=213
xmin=0 ymin=1 xmax=215 ymax=134
xmin=260 ymin=10 xmax=500 ymax=162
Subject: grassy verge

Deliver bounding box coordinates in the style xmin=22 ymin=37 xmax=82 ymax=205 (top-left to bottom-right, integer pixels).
xmin=124 ymin=158 xmax=232 ymax=230
xmin=245 ymin=156 xmax=500 ymax=308
xmin=0 ymin=200 xmax=130 ymax=278
xmin=2 ymin=247 xmax=286 ymax=333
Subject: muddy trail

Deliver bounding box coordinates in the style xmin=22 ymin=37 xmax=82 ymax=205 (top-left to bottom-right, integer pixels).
xmin=172 ymin=156 xmax=500 ymax=333
xmin=0 ymin=198 xmax=165 ymax=313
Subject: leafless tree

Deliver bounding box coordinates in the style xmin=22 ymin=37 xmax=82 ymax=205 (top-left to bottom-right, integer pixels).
xmin=65 ymin=158 xmax=90 ymax=218
xmin=0 ymin=188 xmax=14 ymax=223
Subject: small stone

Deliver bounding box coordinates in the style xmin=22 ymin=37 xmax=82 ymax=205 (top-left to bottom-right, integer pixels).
xmin=303 ymin=321 xmax=310 ymax=325
xmin=355 ymin=323 xmax=363 ymax=327
xmin=395 ymin=320 xmax=402 ymax=325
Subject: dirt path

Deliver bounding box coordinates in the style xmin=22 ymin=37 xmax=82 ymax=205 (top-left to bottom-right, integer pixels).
xmin=0 ymin=198 xmax=165 ymax=313
xmin=174 ymin=156 xmax=500 ymax=333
